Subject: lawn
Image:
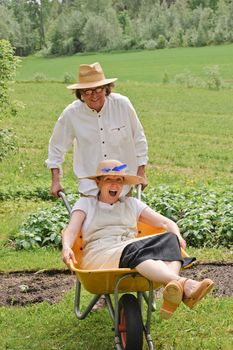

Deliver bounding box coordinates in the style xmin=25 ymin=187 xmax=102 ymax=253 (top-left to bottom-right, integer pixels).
xmin=1 ymin=45 xmax=233 ymax=349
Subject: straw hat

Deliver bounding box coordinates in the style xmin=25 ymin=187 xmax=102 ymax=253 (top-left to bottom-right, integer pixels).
xmin=67 ymin=62 xmax=117 ymax=90
xmin=79 ymin=160 xmax=144 ymax=185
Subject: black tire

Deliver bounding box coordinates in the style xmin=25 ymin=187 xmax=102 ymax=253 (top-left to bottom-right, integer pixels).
xmin=118 ymin=293 xmax=143 ymax=350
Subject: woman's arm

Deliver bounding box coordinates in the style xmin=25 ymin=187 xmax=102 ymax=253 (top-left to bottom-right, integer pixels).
xmin=62 ymin=210 xmax=86 ymax=266
xmin=139 ymin=207 xmax=186 ymax=249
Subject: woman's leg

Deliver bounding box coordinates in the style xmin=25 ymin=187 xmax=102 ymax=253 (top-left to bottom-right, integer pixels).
xmin=135 ymin=259 xmax=182 ymax=285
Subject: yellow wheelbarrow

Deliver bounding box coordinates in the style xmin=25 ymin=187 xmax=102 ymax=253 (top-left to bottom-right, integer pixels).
xmin=59 ymin=191 xmax=193 ymax=350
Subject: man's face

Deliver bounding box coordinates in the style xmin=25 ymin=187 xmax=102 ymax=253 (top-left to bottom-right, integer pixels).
xmin=80 ymin=86 xmax=106 ymax=112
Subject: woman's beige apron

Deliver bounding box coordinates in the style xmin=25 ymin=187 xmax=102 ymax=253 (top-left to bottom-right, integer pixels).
xmin=81 ymin=200 xmax=144 ymax=269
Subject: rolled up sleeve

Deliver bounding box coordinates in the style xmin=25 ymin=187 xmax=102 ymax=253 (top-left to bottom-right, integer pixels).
xmin=45 ymin=111 xmax=74 ymax=175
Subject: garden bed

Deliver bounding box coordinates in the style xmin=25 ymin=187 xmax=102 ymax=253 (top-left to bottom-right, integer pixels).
xmin=0 ymin=262 xmax=232 ymax=307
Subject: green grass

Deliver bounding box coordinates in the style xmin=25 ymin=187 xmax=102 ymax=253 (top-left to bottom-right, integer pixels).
xmin=0 ymin=292 xmax=232 ymax=349
xmin=0 ymin=247 xmax=231 ymax=273
xmin=16 ymin=44 xmax=233 ymax=83
xmin=1 ymin=81 xmax=232 ymax=193
xmin=0 ymin=247 xmax=63 ymax=272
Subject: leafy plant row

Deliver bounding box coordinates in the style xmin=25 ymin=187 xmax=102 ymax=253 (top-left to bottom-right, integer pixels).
xmin=0 ymin=186 xmax=56 ymax=201
xmin=13 ymin=186 xmax=233 ymax=250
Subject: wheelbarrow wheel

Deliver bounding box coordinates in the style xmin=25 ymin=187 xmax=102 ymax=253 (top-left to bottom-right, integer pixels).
xmin=118 ymin=293 xmax=143 ymax=350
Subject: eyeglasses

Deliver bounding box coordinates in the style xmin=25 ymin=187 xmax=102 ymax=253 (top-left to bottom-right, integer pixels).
xmin=82 ymin=86 xmax=105 ymax=96
xmin=103 ymin=177 xmax=124 ymax=184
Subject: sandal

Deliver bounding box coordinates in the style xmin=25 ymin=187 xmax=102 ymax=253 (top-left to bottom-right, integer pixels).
xmin=160 ymin=280 xmax=184 ymax=320
xmin=183 ymin=278 xmax=214 ymax=309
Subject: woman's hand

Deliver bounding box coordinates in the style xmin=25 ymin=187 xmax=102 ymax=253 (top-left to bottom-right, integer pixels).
xmin=62 ymin=247 xmax=77 ymax=267
xmin=179 ymin=237 xmax=187 ymax=250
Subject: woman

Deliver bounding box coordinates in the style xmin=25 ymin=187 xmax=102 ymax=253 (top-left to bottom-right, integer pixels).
xmin=62 ymin=159 xmax=214 ymax=320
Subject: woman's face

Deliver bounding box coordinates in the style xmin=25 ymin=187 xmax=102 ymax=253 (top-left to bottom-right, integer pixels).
xmin=97 ymin=176 xmax=124 ymax=204
xmin=81 ymin=86 xmax=106 ymax=112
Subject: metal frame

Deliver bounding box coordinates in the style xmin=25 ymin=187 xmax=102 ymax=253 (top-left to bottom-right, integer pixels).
xmin=73 ymin=272 xmax=157 ymax=350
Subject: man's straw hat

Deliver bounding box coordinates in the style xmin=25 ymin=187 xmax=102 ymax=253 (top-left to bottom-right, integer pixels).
xmin=67 ymin=62 xmax=117 ymax=90
xmin=79 ymin=159 xmax=144 ymax=186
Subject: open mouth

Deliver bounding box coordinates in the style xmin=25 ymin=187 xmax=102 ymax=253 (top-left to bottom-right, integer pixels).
xmin=109 ymin=190 xmax=118 ymax=197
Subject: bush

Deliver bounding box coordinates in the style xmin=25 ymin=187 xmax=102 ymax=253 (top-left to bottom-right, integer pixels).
xmin=204 ymin=65 xmax=223 ymax=90
xmin=0 ymin=128 xmax=17 ymax=161
xmin=33 ymin=72 xmax=47 ymax=82
xmin=0 ymin=39 xmax=20 ymax=117
xmin=143 ymin=40 xmax=157 ymax=50
xmin=63 ymin=72 xmax=75 ymax=84
xmin=174 ymin=70 xmax=205 ymax=88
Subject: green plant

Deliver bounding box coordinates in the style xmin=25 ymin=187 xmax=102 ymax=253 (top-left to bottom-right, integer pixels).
xmin=0 ymin=128 xmax=17 ymax=161
xmin=14 ymin=194 xmax=78 ymax=249
xmin=204 ymin=65 xmax=223 ymax=90
xmin=63 ymin=72 xmax=75 ymax=84
xmin=0 ymin=39 xmax=20 ymax=118
xmin=33 ymin=72 xmax=47 ymax=82
xmin=143 ymin=186 xmax=233 ymax=248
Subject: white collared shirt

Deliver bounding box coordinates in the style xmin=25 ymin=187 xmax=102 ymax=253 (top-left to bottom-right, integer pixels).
xmin=45 ymin=92 xmax=148 ymax=196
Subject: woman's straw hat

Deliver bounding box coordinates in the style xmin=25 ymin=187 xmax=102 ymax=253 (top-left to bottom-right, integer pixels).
xmin=79 ymin=160 xmax=144 ymax=186
xmin=67 ymin=62 xmax=117 ymax=90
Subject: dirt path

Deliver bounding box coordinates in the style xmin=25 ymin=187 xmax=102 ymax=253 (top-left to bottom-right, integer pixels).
xmin=0 ymin=262 xmax=232 ymax=306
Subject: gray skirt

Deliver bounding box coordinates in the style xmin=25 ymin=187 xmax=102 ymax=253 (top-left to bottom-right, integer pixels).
xmin=119 ymin=232 xmax=195 ymax=269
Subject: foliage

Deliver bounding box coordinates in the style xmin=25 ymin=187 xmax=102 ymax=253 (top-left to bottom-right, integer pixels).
xmin=0 ymin=128 xmax=17 ymax=161
xmin=143 ymin=186 xmax=233 ymax=248
xmin=204 ymin=65 xmax=223 ymax=90
xmin=1 ymin=0 xmax=233 ymax=56
xmin=13 ymin=187 xmax=233 ymax=250
xmin=0 ymin=39 xmax=19 ymax=117
xmin=174 ymin=65 xmax=225 ymax=89
xmin=33 ymin=72 xmax=47 ymax=82
xmin=0 ymin=186 xmax=55 ymax=201
xmin=14 ymin=194 xmax=78 ymax=250
xmin=63 ymin=72 xmax=75 ymax=84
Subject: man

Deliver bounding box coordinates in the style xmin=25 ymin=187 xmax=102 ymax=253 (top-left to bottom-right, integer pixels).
xmin=46 ymin=62 xmax=148 ymax=198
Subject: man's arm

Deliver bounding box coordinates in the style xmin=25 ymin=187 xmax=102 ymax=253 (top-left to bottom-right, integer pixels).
xmin=50 ymin=168 xmax=64 ymax=197
xmin=45 ymin=110 xmax=74 ymax=197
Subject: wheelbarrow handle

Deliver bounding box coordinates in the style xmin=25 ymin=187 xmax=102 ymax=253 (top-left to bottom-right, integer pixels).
xmin=58 ymin=191 xmax=72 ymax=215
xmin=137 ymin=184 xmax=142 ymax=201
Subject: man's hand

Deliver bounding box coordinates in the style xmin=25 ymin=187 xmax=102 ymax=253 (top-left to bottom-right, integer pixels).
xmin=137 ymin=165 xmax=148 ymax=190
xmin=51 ymin=180 xmax=64 ymax=198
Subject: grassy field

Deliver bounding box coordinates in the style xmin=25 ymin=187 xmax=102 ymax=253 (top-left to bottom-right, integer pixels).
xmin=1 ymin=45 xmax=233 ymax=349
xmin=16 ymin=44 xmax=233 ymax=83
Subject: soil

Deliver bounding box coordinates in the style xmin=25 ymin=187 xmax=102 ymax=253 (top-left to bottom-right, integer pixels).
xmin=0 ymin=262 xmax=232 ymax=307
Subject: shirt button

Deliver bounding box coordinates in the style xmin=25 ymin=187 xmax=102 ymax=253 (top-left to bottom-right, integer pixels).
xmin=102 ymin=141 xmax=105 ymax=144
xmin=98 ymin=115 xmax=101 ymax=118
xmin=100 ymin=128 xmax=103 ymax=131
xmin=104 ymin=154 xmax=107 ymax=157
